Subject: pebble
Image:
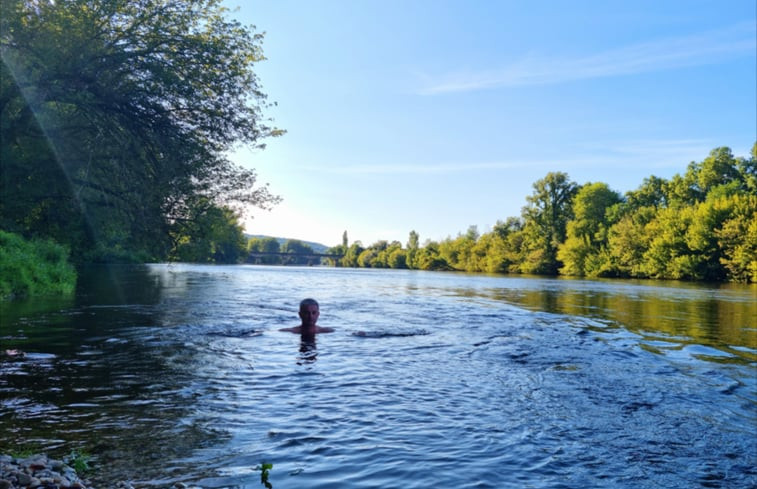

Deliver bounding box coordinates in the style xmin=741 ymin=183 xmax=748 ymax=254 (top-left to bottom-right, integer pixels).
xmin=0 ymin=454 xmax=93 ymax=489
xmin=0 ymin=454 xmax=204 ymax=489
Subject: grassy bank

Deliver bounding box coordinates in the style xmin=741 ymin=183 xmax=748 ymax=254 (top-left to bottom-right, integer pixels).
xmin=0 ymin=231 xmax=77 ymax=300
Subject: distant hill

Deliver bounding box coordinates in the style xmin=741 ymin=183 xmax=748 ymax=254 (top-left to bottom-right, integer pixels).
xmin=245 ymin=235 xmax=330 ymax=254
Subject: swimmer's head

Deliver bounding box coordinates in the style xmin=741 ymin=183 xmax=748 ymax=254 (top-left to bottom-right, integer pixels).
xmin=299 ymin=298 xmax=319 ymax=311
xmin=299 ymin=298 xmax=320 ymax=327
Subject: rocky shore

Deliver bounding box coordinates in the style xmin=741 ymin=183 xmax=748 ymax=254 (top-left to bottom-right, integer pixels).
xmin=0 ymin=454 xmax=199 ymax=489
xmin=0 ymin=454 xmax=89 ymax=489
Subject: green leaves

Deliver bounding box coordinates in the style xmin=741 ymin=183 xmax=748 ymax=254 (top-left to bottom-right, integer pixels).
xmin=321 ymin=145 xmax=755 ymax=283
xmin=66 ymin=449 xmax=91 ymax=475
xmin=0 ymin=231 xmax=76 ymax=300
xmin=520 ymin=172 xmax=579 ymax=274
xmin=170 ymin=202 xmax=247 ymax=263
xmin=557 ymin=182 xmax=621 ymax=277
xmin=255 ymin=462 xmax=273 ymax=489
xmin=1 ymin=0 xmax=281 ymax=262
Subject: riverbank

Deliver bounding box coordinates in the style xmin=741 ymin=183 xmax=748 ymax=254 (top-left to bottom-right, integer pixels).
xmin=0 ymin=231 xmax=76 ymax=300
xmin=0 ymin=454 xmax=199 ymax=489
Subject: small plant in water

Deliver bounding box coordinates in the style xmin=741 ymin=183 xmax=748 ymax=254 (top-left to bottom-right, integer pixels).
xmin=254 ymin=462 xmax=273 ymax=489
xmin=66 ymin=450 xmax=91 ymax=474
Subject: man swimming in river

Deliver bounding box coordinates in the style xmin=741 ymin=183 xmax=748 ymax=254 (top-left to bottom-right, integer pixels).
xmin=280 ymin=298 xmax=335 ymax=335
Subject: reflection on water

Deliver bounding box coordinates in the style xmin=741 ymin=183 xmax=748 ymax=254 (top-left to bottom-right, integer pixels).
xmin=471 ymin=276 xmax=756 ymax=362
xmin=1 ymin=265 xmax=755 ymax=488
xmin=298 ymin=336 xmax=318 ymax=364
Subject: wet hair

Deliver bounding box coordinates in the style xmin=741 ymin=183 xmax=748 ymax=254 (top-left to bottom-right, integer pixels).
xmin=299 ymin=298 xmax=319 ymax=311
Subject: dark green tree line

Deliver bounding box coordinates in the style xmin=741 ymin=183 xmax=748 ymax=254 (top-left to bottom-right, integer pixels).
xmin=1 ymin=0 xmax=281 ymax=263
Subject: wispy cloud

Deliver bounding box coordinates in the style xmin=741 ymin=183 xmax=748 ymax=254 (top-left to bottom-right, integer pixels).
xmin=576 ymin=138 xmax=718 ymax=166
xmin=314 ymin=160 xmax=532 ymax=175
xmin=307 ymin=138 xmax=728 ymax=176
xmin=419 ymin=23 xmax=755 ymax=95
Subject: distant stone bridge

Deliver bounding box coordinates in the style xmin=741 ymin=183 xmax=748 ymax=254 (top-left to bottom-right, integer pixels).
xmin=247 ymin=251 xmax=344 ymax=265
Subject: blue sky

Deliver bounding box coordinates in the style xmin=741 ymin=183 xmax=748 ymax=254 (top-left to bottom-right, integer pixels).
xmin=228 ymin=0 xmax=756 ymax=248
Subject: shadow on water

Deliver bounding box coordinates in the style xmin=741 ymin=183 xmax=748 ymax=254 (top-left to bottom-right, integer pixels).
xmin=75 ymin=264 xmax=166 ymax=305
xmin=0 ymin=265 xmax=229 ymax=482
xmin=2 ymin=265 xmax=164 ymax=353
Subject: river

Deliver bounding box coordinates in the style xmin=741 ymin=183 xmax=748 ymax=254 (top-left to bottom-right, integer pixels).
xmin=1 ymin=264 xmax=755 ymax=488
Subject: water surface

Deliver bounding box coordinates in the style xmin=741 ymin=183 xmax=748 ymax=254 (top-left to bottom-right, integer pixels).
xmin=1 ymin=264 xmax=755 ymax=488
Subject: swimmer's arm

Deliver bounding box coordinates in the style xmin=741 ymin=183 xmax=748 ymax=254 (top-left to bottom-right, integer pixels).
xmin=317 ymin=326 xmax=335 ymax=333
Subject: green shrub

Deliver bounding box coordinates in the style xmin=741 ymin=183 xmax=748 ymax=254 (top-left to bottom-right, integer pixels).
xmin=0 ymin=230 xmax=77 ymax=300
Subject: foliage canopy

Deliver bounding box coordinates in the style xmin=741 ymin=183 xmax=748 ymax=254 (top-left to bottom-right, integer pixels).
xmin=1 ymin=0 xmax=281 ymax=262
xmin=328 ymin=145 xmax=757 ymax=283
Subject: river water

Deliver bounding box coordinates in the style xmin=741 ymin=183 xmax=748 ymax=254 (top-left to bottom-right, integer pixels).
xmin=1 ymin=264 xmax=755 ymax=488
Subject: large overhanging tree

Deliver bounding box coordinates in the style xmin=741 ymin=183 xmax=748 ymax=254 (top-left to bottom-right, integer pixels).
xmin=0 ymin=0 xmax=281 ymax=261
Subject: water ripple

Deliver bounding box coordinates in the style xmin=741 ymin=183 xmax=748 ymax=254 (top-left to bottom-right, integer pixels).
xmin=1 ymin=265 xmax=754 ymax=488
